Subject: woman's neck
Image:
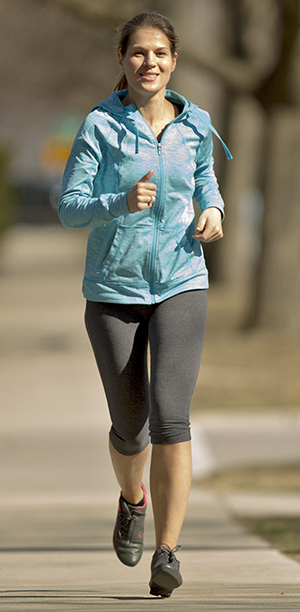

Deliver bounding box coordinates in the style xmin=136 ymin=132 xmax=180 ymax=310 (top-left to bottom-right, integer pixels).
xmin=122 ymin=89 xmax=177 ymax=136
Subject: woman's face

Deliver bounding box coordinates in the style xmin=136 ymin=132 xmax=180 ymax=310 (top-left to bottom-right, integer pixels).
xmin=118 ymin=27 xmax=177 ymax=100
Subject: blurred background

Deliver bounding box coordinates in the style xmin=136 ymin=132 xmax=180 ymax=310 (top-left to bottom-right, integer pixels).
xmin=0 ymin=0 xmax=300 ymax=561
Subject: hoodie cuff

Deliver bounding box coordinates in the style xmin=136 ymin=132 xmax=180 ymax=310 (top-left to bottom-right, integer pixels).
xmin=108 ymin=192 xmax=130 ymax=219
xmin=206 ymin=203 xmax=225 ymax=221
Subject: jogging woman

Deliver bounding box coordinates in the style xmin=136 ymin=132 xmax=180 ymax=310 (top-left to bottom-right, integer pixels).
xmin=58 ymin=11 xmax=231 ymax=598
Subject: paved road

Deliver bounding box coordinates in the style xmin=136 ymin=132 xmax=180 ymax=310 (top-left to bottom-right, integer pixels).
xmin=1 ymin=226 xmax=300 ymax=611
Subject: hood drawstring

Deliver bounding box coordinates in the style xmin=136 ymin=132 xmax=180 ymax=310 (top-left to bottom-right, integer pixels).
xmin=186 ymin=111 xmax=233 ymax=160
xmin=131 ymin=117 xmax=140 ymax=155
xmin=208 ymin=124 xmax=232 ymax=160
xmin=126 ymin=116 xmax=140 ymax=154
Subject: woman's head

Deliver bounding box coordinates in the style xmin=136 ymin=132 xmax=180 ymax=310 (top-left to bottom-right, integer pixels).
xmin=114 ymin=12 xmax=179 ymax=92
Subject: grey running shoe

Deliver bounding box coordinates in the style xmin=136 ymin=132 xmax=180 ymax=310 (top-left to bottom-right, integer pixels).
xmin=113 ymin=483 xmax=147 ymax=567
xmin=149 ymin=545 xmax=183 ymax=598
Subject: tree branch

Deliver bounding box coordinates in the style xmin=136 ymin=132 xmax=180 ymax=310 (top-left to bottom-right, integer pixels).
xmin=45 ymin=0 xmax=121 ymax=27
xmin=179 ymin=48 xmax=268 ymax=94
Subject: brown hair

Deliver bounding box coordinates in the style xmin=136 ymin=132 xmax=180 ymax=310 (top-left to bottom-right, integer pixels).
xmin=114 ymin=11 xmax=179 ymax=92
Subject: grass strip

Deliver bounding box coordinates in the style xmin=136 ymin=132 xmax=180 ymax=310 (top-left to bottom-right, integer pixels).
xmin=238 ymin=516 xmax=300 ymax=564
xmin=197 ymin=464 xmax=300 ymax=564
xmin=197 ymin=464 xmax=300 ymax=493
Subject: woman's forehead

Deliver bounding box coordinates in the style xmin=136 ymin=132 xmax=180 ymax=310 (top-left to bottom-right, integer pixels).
xmin=127 ymin=27 xmax=171 ymax=49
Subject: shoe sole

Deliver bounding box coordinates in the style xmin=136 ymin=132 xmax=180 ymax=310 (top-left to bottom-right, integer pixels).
xmin=150 ymin=567 xmax=182 ymax=597
xmin=150 ymin=583 xmax=172 ymax=598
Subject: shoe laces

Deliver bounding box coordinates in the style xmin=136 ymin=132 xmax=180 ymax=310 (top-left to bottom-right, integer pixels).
xmin=119 ymin=506 xmax=137 ymax=540
xmin=156 ymin=545 xmax=181 ymax=565
xmin=169 ymin=545 xmax=181 ymax=562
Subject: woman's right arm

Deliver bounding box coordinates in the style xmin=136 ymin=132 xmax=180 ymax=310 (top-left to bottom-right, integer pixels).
xmin=58 ymin=119 xmax=129 ymax=229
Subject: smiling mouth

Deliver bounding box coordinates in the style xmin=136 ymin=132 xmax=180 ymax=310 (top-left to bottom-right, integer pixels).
xmin=140 ymin=73 xmax=159 ymax=79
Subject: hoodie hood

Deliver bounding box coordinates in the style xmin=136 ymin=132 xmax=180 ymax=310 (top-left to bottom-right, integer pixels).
xmin=93 ymin=89 xmax=190 ymax=117
xmin=92 ymin=90 xmax=232 ymax=160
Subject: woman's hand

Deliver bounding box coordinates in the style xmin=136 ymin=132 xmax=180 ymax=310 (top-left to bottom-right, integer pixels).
xmin=126 ymin=169 xmax=156 ymax=213
xmin=193 ymin=207 xmax=223 ymax=243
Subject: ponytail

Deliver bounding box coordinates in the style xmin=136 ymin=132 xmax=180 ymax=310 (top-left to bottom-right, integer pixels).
xmin=114 ymin=72 xmax=128 ymax=92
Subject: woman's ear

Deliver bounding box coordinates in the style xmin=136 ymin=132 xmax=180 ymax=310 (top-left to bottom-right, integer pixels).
xmin=171 ymin=52 xmax=178 ymax=73
xmin=117 ymin=51 xmax=124 ymax=71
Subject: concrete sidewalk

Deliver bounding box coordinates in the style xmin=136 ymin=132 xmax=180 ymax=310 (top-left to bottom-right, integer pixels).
xmin=1 ymin=490 xmax=300 ymax=611
xmin=1 ymin=226 xmax=300 ymax=611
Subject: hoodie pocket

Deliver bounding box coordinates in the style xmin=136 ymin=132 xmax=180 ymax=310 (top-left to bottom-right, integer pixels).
xmin=102 ymin=224 xmax=151 ymax=286
xmin=155 ymin=223 xmax=202 ymax=286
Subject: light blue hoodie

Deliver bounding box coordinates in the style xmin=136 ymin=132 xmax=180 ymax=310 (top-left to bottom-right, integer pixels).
xmin=58 ymin=89 xmax=232 ymax=304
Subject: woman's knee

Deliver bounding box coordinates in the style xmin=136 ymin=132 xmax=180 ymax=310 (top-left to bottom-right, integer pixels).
xmin=149 ymin=419 xmax=191 ymax=446
xmin=109 ymin=425 xmax=149 ymax=456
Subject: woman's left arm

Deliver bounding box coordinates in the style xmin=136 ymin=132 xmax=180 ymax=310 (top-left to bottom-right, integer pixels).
xmin=193 ymin=124 xmax=225 ymax=243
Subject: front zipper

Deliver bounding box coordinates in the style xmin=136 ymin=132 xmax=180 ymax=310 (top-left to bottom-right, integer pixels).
xmin=135 ymin=110 xmax=183 ymax=303
xmin=149 ymin=141 xmax=163 ymax=302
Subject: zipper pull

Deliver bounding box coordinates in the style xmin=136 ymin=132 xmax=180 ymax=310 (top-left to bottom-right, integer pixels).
xmin=157 ymin=142 xmax=161 ymax=155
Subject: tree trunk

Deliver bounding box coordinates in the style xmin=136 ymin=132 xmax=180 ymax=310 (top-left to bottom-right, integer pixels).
xmin=220 ymin=95 xmax=266 ymax=286
xmin=249 ymin=109 xmax=300 ymax=332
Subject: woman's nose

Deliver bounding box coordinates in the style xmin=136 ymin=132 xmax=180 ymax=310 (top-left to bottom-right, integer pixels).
xmin=144 ymin=52 xmax=156 ymax=66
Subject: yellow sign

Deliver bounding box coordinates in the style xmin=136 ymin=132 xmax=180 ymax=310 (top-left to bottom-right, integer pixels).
xmin=40 ymin=114 xmax=83 ymax=176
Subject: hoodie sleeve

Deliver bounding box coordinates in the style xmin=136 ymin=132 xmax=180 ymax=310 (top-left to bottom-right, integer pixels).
xmin=193 ymin=118 xmax=225 ymax=220
xmin=57 ymin=117 xmax=129 ymax=229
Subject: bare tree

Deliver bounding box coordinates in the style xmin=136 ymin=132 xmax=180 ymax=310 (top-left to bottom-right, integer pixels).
xmin=249 ymin=0 xmax=300 ymax=332
xmin=166 ymin=0 xmax=300 ymax=332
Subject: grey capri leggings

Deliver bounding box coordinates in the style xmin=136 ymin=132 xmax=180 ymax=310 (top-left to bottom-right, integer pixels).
xmin=85 ymin=289 xmax=207 ymax=455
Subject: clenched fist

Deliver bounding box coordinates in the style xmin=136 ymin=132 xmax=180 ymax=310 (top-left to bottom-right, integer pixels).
xmin=193 ymin=207 xmax=223 ymax=243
